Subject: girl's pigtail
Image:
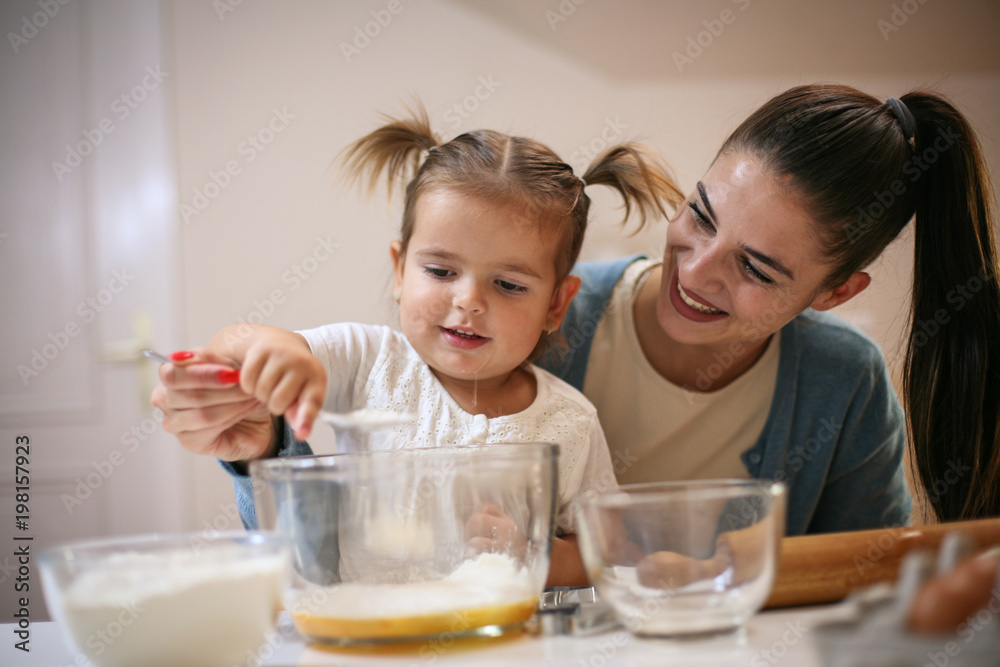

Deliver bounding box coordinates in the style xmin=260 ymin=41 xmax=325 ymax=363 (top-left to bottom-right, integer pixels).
xmin=338 ymin=101 xmax=440 ymax=201
xmin=902 ymin=91 xmax=1000 ymax=521
xmin=581 ymin=143 xmax=685 ymax=230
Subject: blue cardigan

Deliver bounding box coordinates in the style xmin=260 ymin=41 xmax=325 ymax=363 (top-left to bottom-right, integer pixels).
xmin=226 ymin=255 xmax=912 ymax=535
xmin=539 ymin=255 xmax=912 ymax=535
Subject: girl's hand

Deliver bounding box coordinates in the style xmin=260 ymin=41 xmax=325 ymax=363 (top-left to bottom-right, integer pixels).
xmin=465 ymin=503 xmax=528 ymax=559
xmin=151 ymin=348 xmax=276 ymax=462
xmin=238 ymin=328 xmax=327 ymax=441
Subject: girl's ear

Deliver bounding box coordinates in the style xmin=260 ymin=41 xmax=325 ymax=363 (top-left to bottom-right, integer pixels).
xmin=810 ymin=271 xmax=871 ymax=311
xmin=390 ymin=241 xmax=405 ymax=296
xmin=546 ymin=275 xmax=582 ymax=329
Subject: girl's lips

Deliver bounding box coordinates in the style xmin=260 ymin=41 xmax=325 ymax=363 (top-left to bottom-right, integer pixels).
xmin=668 ymin=268 xmax=729 ymax=323
xmin=440 ymin=326 xmax=490 ymax=350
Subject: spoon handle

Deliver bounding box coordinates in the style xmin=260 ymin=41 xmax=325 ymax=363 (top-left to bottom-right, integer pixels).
xmin=141 ymin=348 xmax=173 ymax=364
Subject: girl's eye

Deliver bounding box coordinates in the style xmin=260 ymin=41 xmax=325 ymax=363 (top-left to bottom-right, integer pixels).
xmin=496 ymin=279 xmax=527 ymax=294
xmin=688 ymin=202 xmax=714 ymax=232
xmin=424 ymin=267 xmax=453 ymax=279
xmin=741 ymin=259 xmax=774 ymax=285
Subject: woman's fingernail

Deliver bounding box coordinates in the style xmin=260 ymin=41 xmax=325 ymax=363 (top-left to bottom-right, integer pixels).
xmin=217 ymin=369 xmax=241 ymax=384
xmin=170 ymin=351 xmax=195 ymax=361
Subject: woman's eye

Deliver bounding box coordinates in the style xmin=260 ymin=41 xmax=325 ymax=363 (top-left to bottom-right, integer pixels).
xmin=688 ymin=202 xmax=714 ymax=232
xmin=741 ymin=259 xmax=774 ymax=285
xmin=496 ymin=279 xmax=527 ymax=294
xmin=424 ymin=267 xmax=453 ymax=279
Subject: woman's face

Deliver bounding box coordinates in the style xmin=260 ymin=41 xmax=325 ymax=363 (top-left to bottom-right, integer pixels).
xmin=658 ymin=151 xmax=857 ymax=348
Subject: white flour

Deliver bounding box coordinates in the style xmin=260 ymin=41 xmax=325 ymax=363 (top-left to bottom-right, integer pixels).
xmin=56 ymin=546 xmax=286 ymax=667
xmin=292 ymin=552 xmax=538 ymax=620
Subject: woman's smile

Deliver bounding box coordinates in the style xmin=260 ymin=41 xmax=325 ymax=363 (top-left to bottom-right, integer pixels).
xmin=668 ymin=267 xmax=729 ymax=322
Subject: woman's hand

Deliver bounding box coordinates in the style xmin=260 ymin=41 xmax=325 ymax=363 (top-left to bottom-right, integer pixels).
xmin=151 ymin=348 xmax=276 ymax=462
xmin=152 ymin=326 xmax=326 ymax=461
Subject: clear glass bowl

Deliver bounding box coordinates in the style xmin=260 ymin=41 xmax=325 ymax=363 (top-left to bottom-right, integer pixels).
xmin=39 ymin=531 xmax=289 ymax=667
xmin=250 ymin=443 xmax=558 ymax=647
xmin=574 ymin=479 xmax=786 ymax=638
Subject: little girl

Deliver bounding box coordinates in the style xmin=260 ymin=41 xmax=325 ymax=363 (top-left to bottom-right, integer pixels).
xmin=160 ymin=105 xmax=683 ymax=585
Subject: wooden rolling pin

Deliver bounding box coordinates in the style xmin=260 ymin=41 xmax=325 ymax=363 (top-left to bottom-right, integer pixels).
xmin=764 ymin=517 xmax=1000 ymax=609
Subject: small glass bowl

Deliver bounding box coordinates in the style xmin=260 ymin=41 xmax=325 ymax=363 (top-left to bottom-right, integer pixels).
xmin=574 ymin=479 xmax=786 ymax=638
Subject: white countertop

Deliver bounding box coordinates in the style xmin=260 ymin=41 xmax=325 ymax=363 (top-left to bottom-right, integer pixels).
xmin=3 ymin=607 xmax=831 ymax=667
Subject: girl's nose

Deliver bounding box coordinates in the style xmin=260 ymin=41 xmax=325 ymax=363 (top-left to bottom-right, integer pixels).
xmin=453 ymin=278 xmax=487 ymax=314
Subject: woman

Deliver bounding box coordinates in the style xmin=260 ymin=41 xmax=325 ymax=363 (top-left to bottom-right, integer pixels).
xmin=155 ymin=84 xmax=1000 ymax=532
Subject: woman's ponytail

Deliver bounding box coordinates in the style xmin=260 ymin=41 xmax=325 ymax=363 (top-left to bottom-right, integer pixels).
xmin=902 ymin=92 xmax=1000 ymax=521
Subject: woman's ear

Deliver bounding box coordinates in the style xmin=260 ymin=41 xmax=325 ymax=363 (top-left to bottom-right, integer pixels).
xmin=810 ymin=271 xmax=871 ymax=311
xmin=546 ymin=275 xmax=582 ymax=329
xmin=389 ymin=241 xmax=404 ymax=297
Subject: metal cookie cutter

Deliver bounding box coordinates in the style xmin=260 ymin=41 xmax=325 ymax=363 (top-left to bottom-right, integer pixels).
xmin=536 ymin=586 xmax=621 ymax=636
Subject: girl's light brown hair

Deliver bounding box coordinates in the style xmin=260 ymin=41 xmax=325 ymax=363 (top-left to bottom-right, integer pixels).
xmin=338 ymin=102 xmax=683 ymax=359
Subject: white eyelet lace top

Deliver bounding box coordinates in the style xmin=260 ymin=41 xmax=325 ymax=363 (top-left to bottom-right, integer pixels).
xmin=299 ymin=322 xmax=616 ymax=533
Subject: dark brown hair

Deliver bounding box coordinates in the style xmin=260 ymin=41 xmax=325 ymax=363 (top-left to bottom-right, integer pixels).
xmin=721 ymin=84 xmax=1000 ymax=522
xmin=339 ymin=102 xmax=684 ymax=360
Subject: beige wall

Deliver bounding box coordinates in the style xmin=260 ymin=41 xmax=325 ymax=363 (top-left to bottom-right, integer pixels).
xmin=168 ymin=0 xmax=1000 ymax=525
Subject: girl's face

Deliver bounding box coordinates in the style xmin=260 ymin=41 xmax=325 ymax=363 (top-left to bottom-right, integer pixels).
xmin=658 ymin=151 xmax=869 ymax=348
xmin=391 ymin=188 xmax=579 ymax=387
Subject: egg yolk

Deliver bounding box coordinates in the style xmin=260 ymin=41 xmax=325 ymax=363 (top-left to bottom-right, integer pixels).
xmin=291 ymin=598 xmax=538 ymax=640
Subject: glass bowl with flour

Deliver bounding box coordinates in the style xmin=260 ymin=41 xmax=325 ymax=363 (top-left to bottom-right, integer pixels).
xmin=251 ymin=443 xmax=557 ymax=646
xmin=39 ymin=531 xmax=288 ymax=667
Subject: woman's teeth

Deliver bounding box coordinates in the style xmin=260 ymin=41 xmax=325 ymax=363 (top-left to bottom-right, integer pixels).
xmin=677 ymin=281 xmax=726 ymax=315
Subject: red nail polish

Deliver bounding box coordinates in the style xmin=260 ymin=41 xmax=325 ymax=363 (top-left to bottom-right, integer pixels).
xmin=218 ymin=369 xmax=240 ymax=384
xmin=170 ymin=351 xmax=195 ymax=361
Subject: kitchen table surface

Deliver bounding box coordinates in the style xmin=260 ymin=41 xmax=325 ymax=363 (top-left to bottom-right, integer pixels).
xmin=3 ymin=606 xmax=836 ymax=667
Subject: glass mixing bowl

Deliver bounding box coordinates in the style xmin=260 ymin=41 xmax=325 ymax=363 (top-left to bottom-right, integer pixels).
xmin=574 ymin=479 xmax=786 ymax=638
xmin=39 ymin=531 xmax=288 ymax=667
xmin=250 ymin=443 xmax=557 ymax=647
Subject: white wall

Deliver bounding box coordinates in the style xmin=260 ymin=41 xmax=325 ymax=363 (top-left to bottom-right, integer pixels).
xmin=167 ymin=0 xmax=1000 ymax=526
